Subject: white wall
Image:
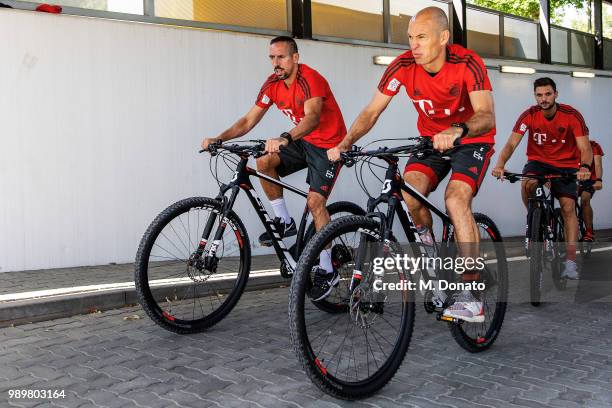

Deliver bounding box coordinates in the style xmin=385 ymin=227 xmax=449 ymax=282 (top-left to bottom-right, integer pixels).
xmin=0 ymin=9 xmax=611 ymax=272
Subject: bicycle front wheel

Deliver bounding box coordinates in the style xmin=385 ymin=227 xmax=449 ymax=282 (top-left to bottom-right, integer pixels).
xmin=289 ymin=215 xmax=415 ymax=400
xmin=529 ymin=207 xmax=543 ymax=306
xmin=135 ymin=197 xmax=250 ymax=334
xmin=448 ymin=213 xmax=508 ymax=352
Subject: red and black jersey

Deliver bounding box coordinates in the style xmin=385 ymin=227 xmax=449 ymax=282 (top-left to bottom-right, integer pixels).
xmin=590 ymin=140 xmax=604 ymax=180
xmin=377 ymin=44 xmax=495 ymax=145
xmin=512 ymin=103 xmax=589 ymax=168
xmin=255 ymin=64 xmax=346 ymax=149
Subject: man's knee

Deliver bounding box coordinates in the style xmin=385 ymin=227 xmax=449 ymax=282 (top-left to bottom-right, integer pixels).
xmin=581 ymin=194 xmax=592 ymax=207
xmin=403 ymin=171 xmax=432 ymax=210
xmin=559 ymin=198 xmax=576 ymax=217
xmin=256 ymin=154 xmax=277 ymax=172
xmin=307 ymin=192 xmax=327 ymax=214
xmin=445 ymin=182 xmax=472 ymax=216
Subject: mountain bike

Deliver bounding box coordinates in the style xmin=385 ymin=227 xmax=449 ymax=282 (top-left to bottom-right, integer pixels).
xmin=503 ymin=172 xmax=576 ymax=306
xmin=134 ymin=140 xmax=364 ymax=334
xmin=289 ymin=138 xmax=508 ymax=399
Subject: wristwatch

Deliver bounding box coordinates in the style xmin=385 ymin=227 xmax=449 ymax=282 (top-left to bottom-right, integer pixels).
xmin=579 ymin=163 xmax=592 ymax=171
xmin=280 ymin=132 xmax=293 ymax=145
xmin=451 ymin=122 xmax=469 ymax=138
xmin=596 ymin=178 xmax=603 ymax=182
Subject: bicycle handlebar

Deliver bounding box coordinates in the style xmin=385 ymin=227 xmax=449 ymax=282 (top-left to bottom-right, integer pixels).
xmin=502 ymin=171 xmax=578 ymax=184
xmin=340 ymin=136 xmax=462 ymax=167
xmin=199 ymin=139 xmax=284 ymax=158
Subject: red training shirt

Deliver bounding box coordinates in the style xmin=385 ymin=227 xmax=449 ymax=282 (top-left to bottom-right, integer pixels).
xmin=377 ymin=44 xmax=495 ymax=145
xmin=512 ymin=103 xmax=589 ymax=168
xmin=589 ymin=140 xmax=604 ymax=180
xmin=255 ymin=64 xmax=346 ymax=149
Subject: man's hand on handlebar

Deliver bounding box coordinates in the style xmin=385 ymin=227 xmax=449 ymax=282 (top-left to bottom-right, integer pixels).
xmin=432 ymin=127 xmax=462 ymax=151
xmin=201 ymin=137 xmax=221 ymax=151
xmin=265 ymin=137 xmax=289 ymax=154
xmin=576 ymin=167 xmax=591 ymax=181
xmin=327 ymin=143 xmax=350 ymax=162
xmin=491 ymin=166 xmax=506 ymax=180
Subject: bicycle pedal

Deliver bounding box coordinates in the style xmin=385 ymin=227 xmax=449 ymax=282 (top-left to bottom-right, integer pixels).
xmin=258 ymin=241 xmax=274 ymax=247
xmin=438 ymin=315 xmax=460 ymax=324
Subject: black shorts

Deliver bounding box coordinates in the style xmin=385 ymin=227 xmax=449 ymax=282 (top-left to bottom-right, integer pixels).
xmin=522 ymin=161 xmax=578 ymax=200
xmin=277 ymin=139 xmax=341 ymax=198
xmin=404 ymin=143 xmax=494 ymax=195
xmin=579 ymin=180 xmax=596 ymax=198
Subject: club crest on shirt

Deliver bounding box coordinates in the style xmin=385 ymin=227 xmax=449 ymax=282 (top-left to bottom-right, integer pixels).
xmin=449 ymin=83 xmax=460 ymax=97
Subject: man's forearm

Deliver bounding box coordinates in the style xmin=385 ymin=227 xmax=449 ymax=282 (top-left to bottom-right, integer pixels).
xmin=217 ymin=117 xmax=251 ymax=141
xmin=465 ymin=111 xmax=494 ymax=137
xmin=339 ymin=111 xmax=378 ymax=148
xmin=288 ymin=114 xmax=319 ymax=141
xmin=579 ymin=147 xmax=593 ymax=167
xmin=495 ymin=142 xmax=515 ymax=168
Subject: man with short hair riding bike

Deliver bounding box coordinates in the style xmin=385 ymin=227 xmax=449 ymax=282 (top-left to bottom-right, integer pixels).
xmin=327 ymin=7 xmax=496 ymax=322
xmin=201 ymin=36 xmax=347 ymax=301
xmin=492 ymin=77 xmax=592 ymax=279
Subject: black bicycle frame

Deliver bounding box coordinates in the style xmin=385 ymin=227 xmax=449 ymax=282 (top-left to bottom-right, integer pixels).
xmin=526 ymin=180 xmax=560 ymax=247
xmin=351 ymin=155 xmax=454 ymax=288
xmin=194 ymin=156 xmax=312 ymax=273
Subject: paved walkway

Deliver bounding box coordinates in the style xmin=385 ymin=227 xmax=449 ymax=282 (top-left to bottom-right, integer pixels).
xmin=1 ymin=285 xmax=611 ymax=408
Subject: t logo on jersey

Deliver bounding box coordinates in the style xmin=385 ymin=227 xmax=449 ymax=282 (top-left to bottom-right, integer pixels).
xmin=387 ymin=78 xmax=401 ymax=92
xmin=281 ymin=108 xmax=300 ymax=125
xmin=410 ymin=98 xmax=434 ymax=117
xmin=533 ymin=133 xmax=547 ymax=145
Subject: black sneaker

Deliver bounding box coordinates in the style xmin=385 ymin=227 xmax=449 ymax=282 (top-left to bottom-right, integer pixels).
xmin=310 ymin=266 xmax=340 ymax=301
xmin=258 ymin=217 xmax=296 ymax=246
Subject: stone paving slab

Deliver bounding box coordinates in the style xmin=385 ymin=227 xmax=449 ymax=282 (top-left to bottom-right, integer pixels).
xmin=0 ymin=286 xmax=611 ymax=408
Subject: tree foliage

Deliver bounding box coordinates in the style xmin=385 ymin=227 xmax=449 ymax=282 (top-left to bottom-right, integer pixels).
xmin=468 ymin=0 xmax=587 ymax=21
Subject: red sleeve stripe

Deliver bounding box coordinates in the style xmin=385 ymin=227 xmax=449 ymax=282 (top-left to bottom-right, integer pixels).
xmin=515 ymin=110 xmax=531 ymax=127
xmin=377 ymin=58 xmax=414 ymax=92
xmin=257 ymin=78 xmax=277 ymax=102
xmin=558 ymin=106 xmax=588 ymax=135
xmin=297 ymin=76 xmax=311 ymax=100
xmin=449 ymin=54 xmax=486 ymax=91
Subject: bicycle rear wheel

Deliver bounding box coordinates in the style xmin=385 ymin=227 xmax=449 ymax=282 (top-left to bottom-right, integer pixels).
xmin=529 ymin=207 xmax=544 ymax=306
xmin=448 ymin=213 xmax=508 ymax=352
xmin=135 ymin=197 xmax=250 ymax=334
xmin=289 ymin=216 xmax=415 ymax=400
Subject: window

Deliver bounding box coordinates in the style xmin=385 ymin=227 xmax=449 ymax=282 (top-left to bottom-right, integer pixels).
xmin=553 ymin=0 xmax=595 ymax=33
xmin=570 ymin=31 xmax=594 ymax=66
xmin=49 ymin=0 xmax=143 ymax=14
xmin=154 ymin=0 xmax=288 ymax=31
xmin=312 ymin=0 xmax=384 ymax=42
xmin=551 ymin=27 xmax=569 ymax=64
xmin=467 ymin=7 xmax=500 ymax=56
xmin=503 ymin=16 xmax=538 ymax=60
xmin=604 ymin=1 xmax=612 ymax=39
xmin=389 ymin=0 xmax=449 ymax=45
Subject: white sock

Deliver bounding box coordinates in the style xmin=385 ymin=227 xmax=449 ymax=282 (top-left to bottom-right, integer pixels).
xmin=319 ymin=249 xmax=333 ymax=273
xmin=270 ymin=198 xmax=291 ymax=224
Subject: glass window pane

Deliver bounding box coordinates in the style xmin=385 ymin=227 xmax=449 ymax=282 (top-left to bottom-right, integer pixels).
xmin=503 ymin=17 xmax=538 ymax=60
xmin=570 ymin=31 xmax=594 ymax=66
xmin=389 ymin=0 xmax=449 ymax=45
xmin=467 ymin=8 xmax=500 ymax=56
xmin=50 ymin=0 xmax=143 ymax=14
xmin=551 ymin=27 xmax=569 ymax=64
xmin=604 ymin=39 xmax=612 ymax=70
xmin=604 ymin=1 xmax=612 ymax=39
xmin=552 ymin=0 xmax=594 ymax=33
xmin=155 ymin=0 xmax=288 ymax=31
xmin=312 ymin=0 xmax=383 ymax=42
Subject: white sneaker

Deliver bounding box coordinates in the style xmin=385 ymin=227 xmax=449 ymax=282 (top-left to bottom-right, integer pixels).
xmin=561 ymin=260 xmax=579 ymax=280
xmin=443 ymin=290 xmax=484 ymax=323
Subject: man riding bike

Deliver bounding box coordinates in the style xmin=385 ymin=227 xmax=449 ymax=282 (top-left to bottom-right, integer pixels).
xmin=492 ymin=77 xmax=592 ymax=280
xmin=201 ymin=36 xmax=347 ymax=301
xmin=327 ymin=7 xmax=496 ymax=322
xmin=579 ymin=140 xmax=604 ymax=243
